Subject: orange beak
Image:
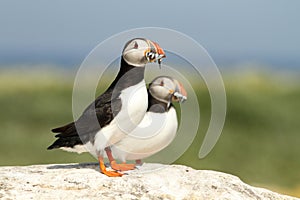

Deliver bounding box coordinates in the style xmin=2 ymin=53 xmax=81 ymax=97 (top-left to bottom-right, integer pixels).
xmin=178 ymin=82 xmax=187 ymax=98
xmin=146 ymin=40 xmax=166 ymax=64
xmin=172 ymin=80 xmax=187 ymax=103
xmin=151 ymin=41 xmax=166 ymax=58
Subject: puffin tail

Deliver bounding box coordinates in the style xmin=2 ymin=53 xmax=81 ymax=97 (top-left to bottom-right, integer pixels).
xmin=47 ymin=135 xmax=83 ymax=150
xmin=51 ymin=122 xmax=75 ymax=134
xmin=48 ymin=120 xmax=87 ymax=152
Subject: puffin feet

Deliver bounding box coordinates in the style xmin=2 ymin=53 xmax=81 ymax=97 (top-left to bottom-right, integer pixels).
xmin=110 ymin=161 xmax=136 ymax=171
xmin=105 ymin=146 xmax=135 ymax=171
xmin=98 ymin=156 xmax=123 ymax=177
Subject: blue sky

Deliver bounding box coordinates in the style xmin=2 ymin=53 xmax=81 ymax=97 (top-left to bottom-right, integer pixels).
xmin=0 ymin=1 xmax=299 ymax=68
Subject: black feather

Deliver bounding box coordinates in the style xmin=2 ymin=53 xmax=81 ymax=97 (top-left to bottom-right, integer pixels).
xmin=47 ymin=136 xmax=83 ymax=150
xmin=47 ymin=57 xmax=145 ymax=150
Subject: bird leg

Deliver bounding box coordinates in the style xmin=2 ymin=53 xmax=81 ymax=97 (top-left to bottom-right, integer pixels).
xmin=135 ymin=159 xmax=143 ymax=166
xmin=98 ymin=155 xmax=123 ymax=177
xmin=105 ymin=147 xmax=136 ymax=171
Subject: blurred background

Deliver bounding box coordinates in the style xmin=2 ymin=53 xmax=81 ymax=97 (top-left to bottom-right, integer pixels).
xmin=0 ymin=0 xmax=299 ymax=197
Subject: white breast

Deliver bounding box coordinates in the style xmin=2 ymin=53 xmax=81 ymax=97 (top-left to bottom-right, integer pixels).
xmin=111 ymin=107 xmax=178 ymax=162
xmin=93 ymin=80 xmax=148 ymax=153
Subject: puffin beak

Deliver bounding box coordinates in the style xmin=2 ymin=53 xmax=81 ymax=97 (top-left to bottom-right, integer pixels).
xmin=145 ymin=40 xmax=166 ymax=66
xmin=172 ymin=82 xmax=187 ymax=103
xmin=151 ymin=41 xmax=166 ymax=60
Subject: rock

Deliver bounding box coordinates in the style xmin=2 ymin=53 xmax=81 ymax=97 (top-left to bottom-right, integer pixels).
xmin=0 ymin=163 xmax=297 ymax=200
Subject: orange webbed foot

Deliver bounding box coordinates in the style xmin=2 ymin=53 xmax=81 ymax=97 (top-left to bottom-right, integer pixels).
xmin=101 ymin=169 xmax=123 ymax=177
xmin=98 ymin=156 xmax=123 ymax=177
xmin=105 ymin=147 xmax=135 ymax=171
xmin=110 ymin=161 xmax=136 ymax=171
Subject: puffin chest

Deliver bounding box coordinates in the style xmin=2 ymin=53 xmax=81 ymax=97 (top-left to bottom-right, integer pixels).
xmin=94 ymin=80 xmax=148 ymax=150
xmin=117 ymin=80 xmax=148 ymax=126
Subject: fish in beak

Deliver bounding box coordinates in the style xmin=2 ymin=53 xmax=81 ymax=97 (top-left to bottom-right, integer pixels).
xmin=171 ymin=80 xmax=187 ymax=103
xmin=145 ymin=40 xmax=166 ymax=67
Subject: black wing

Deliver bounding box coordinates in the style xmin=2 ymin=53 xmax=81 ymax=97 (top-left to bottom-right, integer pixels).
xmin=47 ymin=88 xmax=122 ymax=149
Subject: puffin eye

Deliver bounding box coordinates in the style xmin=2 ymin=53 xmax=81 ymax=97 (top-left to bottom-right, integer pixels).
xmin=160 ymin=80 xmax=164 ymax=86
xmin=133 ymin=41 xmax=138 ymax=49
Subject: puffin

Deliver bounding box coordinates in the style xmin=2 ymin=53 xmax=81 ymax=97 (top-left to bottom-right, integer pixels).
xmin=106 ymin=76 xmax=187 ymax=166
xmin=47 ymin=38 xmax=166 ymax=177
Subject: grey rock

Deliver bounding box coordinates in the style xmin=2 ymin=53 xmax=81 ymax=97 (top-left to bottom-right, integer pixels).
xmin=0 ymin=163 xmax=297 ymax=200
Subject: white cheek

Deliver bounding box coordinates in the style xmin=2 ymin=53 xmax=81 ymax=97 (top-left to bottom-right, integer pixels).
xmin=123 ymin=51 xmax=145 ymax=67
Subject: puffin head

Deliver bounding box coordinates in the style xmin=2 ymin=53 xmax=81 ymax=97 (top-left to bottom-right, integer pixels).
xmin=122 ymin=38 xmax=166 ymax=67
xmin=149 ymin=76 xmax=187 ymax=104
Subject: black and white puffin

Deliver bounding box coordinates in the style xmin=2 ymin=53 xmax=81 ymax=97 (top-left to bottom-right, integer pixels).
xmin=106 ymin=76 xmax=187 ymax=165
xmin=47 ymin=38 xmax=166 ymax=177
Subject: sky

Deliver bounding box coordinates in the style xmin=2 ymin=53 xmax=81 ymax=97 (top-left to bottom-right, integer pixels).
xmin=0 ymin=0 xmax=299 ymax=69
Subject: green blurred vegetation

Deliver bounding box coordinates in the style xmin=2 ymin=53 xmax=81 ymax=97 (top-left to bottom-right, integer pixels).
xmin=0 ymin=67 xmax=299 ymax=197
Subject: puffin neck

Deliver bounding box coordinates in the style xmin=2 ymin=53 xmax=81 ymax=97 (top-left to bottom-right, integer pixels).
xmin=109 ymin=57 xmax=145 ymax=91
xmin=147 ymin=91 xmax=171 ymax=113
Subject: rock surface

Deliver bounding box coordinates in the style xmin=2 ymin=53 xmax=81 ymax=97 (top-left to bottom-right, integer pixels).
xmin=0 ymin=163 xmax=298 ymax=200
